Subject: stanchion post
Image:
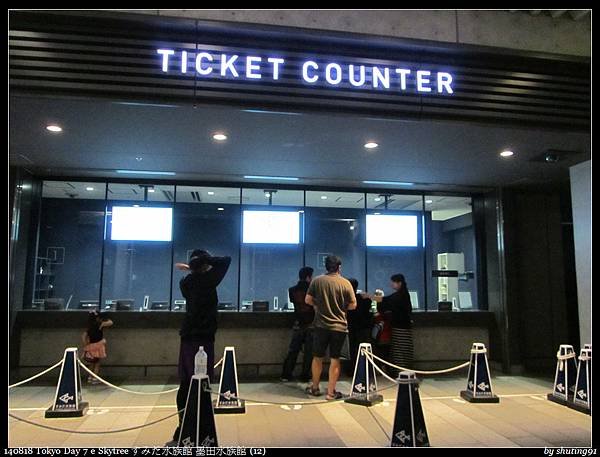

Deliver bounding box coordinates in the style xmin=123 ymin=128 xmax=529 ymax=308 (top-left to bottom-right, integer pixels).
xmin=178 ymin=374 xmax=219 ymax=447
xmin=460 ymin=343 xmax=499 ymax=403
xmin=569 ymin=347 xmax=592 ymax=415
xmin=547 ymin=344 xmax=578 ymax=406
xmin=213 ymin=346 xmax=245 ymax=414
xmin=345 ymin=342 xmax=383 ymax=407
xmin=390 ymin=371 xmax=429 ymax=447
xmin=45 ymin=348 xmax=88 ymax=418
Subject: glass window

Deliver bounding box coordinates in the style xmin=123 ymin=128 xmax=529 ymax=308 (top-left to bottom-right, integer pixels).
xmin=101 ymin=183 xmax=174 ymax=312
xmin=239 ymin=188 xmax=304 ymax=312
xmin=172 ymin=186 xmax=240 ymax=312
xmin=425 ymin=195 xmax=477 ymax=310
xmin=30 ymin=181 xmax=106 ymax=311
xmin=305 ymin=191 xmax=365 ymax=290
xmin=366 ymin=193 xmax=425 ymax=311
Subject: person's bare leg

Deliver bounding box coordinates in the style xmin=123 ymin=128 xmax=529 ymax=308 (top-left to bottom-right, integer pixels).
xmin=312 ymin=357 xmax=323 ymax=390
xmin=93 ymin=361 xmax=100 ymax=376
xmin=327 ymin=358 xmax=341 ymax=396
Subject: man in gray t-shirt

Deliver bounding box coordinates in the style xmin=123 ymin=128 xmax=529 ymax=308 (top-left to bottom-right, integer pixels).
xmin=305 ymin=255 xmax=356 ymax=400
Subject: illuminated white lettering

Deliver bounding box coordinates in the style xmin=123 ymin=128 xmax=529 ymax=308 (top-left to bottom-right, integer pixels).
xmin=437 ymin=72 xmax=453 ymax=94
xmin=195 ymin=52 xmax=213 ymax=75
xmin=349 ymin=65 xmax=366 ymax=87
xmin=246 ymin=56 xmax=262 ymax=79
xmin=157 ymin=49 xmax=174 ymax=72
xmin=181 ymin=51 xmax=187 ymax=73
xmin=302 ymin=61 xmax=319 ymax=83
xmin=395 ymin=69 xmax=411 ymax=90
xmin=417 ymin=70 xmax=432 ymax=92
xmin=372 ymin=67 xmax=390 ymax=89
xmin=325 ymin=63 xmax=342 ymax=85
xmin=221 ymin=54 xmax=239 ymax=77
xmin=268 ymin=57 xmax=285 ymax=80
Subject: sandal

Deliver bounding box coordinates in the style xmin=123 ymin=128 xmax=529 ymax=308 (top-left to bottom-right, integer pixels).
xmin=326 ymin=391 xmax=344 ymax=401
xmin=305 ymin=385 xmax=322 ymax=397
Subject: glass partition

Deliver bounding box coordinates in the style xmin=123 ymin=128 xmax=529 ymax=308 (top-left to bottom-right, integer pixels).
xmin=424 ymin=195 xmax=477 ymax=310
xmin=172 ymin=186 xmax=240 ymax=312
xmin=305 ymin=191 xmax=365 ymax=288
xmin=239 ymin=188 xmax=304 ymax=312
xmin=101 ymin=183 xmax=174 ymax=312
xmin=30 ymin=181 xmax=106 ymax=311
xmin=366 ymin=193 xmax=425 ymax=310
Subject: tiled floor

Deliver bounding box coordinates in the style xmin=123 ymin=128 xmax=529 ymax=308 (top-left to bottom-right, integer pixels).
xmin=8 ymin=375 xmax=592 ymax=447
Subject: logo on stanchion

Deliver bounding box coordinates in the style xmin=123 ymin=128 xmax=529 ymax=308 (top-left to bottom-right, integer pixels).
xmin=568 ymin=347 xmax=592 ymax=415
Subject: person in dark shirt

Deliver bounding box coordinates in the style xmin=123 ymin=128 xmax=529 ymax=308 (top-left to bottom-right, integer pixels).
xmin=346 ymin=278 xmax=373 ymax=375
xmin=370 ymin=273 xmax=414 ymax=377
xmin=170 ymin=249 xmax=231 ymax=444
xmin=81 ymin=311 xmax=113 ymax=384
xmin=281 ymin=266 xmax=314 ymax=382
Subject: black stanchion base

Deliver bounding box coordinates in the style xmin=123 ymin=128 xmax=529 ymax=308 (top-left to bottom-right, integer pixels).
xmin=345 ymin=394 xmax=384 ymax=407
xmin=460 ymin=390 xmax=500 ymax=403
xmin=567 ymin=402 xmax=592 ymax=416
xmin=547 ymin=394 xmax=590 ymax=415
xmin=213 ymin=399 xmax=246 ymax=414
xmin=45 ymin=402 xmax=89 ymax=418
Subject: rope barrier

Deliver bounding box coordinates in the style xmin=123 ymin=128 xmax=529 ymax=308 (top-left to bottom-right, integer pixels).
xmin=365 ymin=350 xmax=470 ymax=375
xmin=364 ymin=352 xmax=400 ymax=384
xmin=556 ymin=352 xmax=576 ymax=360
xmin=8 ymin=410 xmax=182 ymax=435
xmin=9 ymin=360 xmax=63 ymax=389
xmin=78 ymin=361 xmax=179 ymax=395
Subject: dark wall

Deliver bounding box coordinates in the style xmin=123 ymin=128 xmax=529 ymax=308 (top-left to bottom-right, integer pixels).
xmin=503 ymin=187 xmax=577 ymax=374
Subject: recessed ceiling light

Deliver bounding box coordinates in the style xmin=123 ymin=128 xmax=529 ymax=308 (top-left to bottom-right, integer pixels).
xmin=148 ymin=188 xmax=155 ymax=193
xmin=135 ymin=157 xmax=143 ymax=161
xmin=321 ymin=195 xmax=328 ymax=200
xmin=133 ymin=204 xmax=140 ymax=207
xmin=212 ymin=133 xmax=228 ymax=141
xmin=116 ymin=170 xmax=176 ymax=176
xmin=425 ymin=199 xmax=433 ymax=204
xmin=500 ymin=150 xmax=514 ymax=157
xmin=207 ymin=191 xmax=215 ymax=195
xmin=364 ymin=142 xmax=378 ymax=149
xmin=264 ymin=192 xmax=271 ymax=198
xmin=46 ymin=125 xmax=62 ymax=133
xmin=86 ymin=187 xmax=94 ymax=191
xmin=363 ymin=180 xmax=414 ymax=186
xmin=374 ymin=197 xmax=382 ymax=202
xmin=373 ymin=212 xmax=381 ymax=215
xmin=217 ymin=207 xmax=225 ymax=211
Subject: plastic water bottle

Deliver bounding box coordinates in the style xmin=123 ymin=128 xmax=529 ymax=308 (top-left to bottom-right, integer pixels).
xmin=194 ymin=346 xmax=208 ymax=376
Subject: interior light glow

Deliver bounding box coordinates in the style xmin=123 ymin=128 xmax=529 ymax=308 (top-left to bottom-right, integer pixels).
xmin=363 ymin=180 xmax=414 ymax=186
xmin=46 ymin=125 xmax=62 ymax=133
xmin=213 ymin=133 xmax=228 ymax=141
xmin=364 ymin=142 xmax=378 ymax=149
xmin=244 ymin=175 xmax=299 ymax=181
xmin=500 ymin=150 xmax=514 ymax=157
xmin=116 ymin=170 xmax=176 ymax=176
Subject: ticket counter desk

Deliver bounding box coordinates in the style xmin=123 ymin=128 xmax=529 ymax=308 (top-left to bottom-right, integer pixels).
xmin=14 ymin=310 xmax=495 ymax=380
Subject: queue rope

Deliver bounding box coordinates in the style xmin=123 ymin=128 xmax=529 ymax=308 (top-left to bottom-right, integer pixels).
xmin=363 ymin=352 xmax=400 ymax=384
xmin=8 ymin=410 xmax=182 ymax=435
xmin=8 ymin=360 xmax=63 ymax=389
xmin=365 ymin=350 xmax=470 ymax=375
xmin=77 ymin=358 xmax=223 ymax=395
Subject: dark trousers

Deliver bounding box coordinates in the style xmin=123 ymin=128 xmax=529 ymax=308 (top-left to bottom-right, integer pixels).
xmin=281 ymin=327 xmax=313 ymax=380
xmin=173 ymin=339 xmax=215 ymax=441
xmin=348 ymin=327 xmax=372 ymax=374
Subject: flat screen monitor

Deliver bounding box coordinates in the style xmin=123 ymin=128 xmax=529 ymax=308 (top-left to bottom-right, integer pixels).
xmin=366 ymin=214 xmax=418 ymax=247
xmin=242 ymin=210 xmax=300 ymax=244
xmin=151 ymin=301 xmax=169 ymax=310
xmin=111 ymin=206 xmax=173 ymax=241
xmin=116 ymin=299 xmax=134 ymax=311
xmin=409 ymin=291 xmax=419 ymax=309
xmin=459 ymin=291 xmax=473 ymax=309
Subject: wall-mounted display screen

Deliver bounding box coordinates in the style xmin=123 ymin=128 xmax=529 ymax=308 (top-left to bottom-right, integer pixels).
xmin=111 ymin=206 xmax=173 ymax=241
xmin=366 ymin=214 xmax=418 ymax=247
xmin=242 ymin=210 xmax=300 ymax=244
